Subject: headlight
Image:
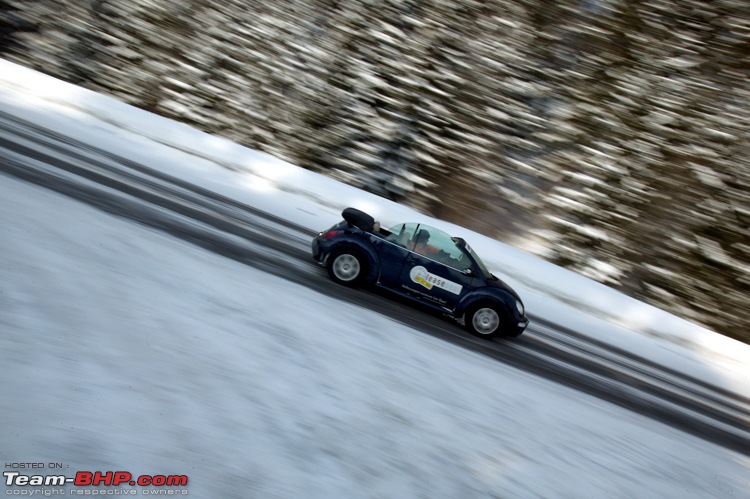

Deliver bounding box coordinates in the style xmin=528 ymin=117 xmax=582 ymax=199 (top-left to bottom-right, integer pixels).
xmin=515 ymin=300 xmax=525 ymax=316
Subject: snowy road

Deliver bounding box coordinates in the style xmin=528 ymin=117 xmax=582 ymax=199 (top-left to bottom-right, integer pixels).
xmin=2 ymin=110 xmax=748 ymax=459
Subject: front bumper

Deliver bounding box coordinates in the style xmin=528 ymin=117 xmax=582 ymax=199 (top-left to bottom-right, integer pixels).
xmin=512 ymin=318 xmax=529 ymax=337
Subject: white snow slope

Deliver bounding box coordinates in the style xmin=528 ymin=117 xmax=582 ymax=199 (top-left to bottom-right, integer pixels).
xmin=1 ymin=60 xmax=749 ymax=497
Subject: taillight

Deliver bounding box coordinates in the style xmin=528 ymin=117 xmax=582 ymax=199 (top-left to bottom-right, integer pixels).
xmin=322 ymin=230 xmax=339 ymax=239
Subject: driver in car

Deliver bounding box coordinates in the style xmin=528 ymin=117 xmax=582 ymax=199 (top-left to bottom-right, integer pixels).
xmin=413 ymin=229 xmax=431 ymax=256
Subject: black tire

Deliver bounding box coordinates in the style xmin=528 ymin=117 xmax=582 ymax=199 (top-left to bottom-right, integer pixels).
xmin=326 ymin=249 xmax=367 ymax=286
xmin=342 ymin=208 xmax=375 ymax=232
xmin=465 ymin=303 xmax=507 ymax=339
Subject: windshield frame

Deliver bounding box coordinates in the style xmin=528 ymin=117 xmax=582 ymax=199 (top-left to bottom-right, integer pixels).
xmin=466 ymin=245 xmax=493 ymax=279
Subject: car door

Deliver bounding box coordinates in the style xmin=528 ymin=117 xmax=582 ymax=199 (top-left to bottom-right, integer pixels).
xmin=398 ymin=227 xmax=476 ymax=309
xmin=371 ymin=223 xmax=418 ymax=288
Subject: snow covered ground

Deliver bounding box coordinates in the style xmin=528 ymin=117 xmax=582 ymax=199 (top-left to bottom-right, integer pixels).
xmin=1 ymin=59 xmax=749 ymax=497
xmin=3 ymin=171 xmax=749 ymax=498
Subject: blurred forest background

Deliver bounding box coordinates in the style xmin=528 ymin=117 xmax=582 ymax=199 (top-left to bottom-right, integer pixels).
xmin=1 ymin=0 xmax=748 ymax=342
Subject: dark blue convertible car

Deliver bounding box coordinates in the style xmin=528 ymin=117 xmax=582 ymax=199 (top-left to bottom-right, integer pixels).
xmin=312 ymin=208 xmax=528 ymax=338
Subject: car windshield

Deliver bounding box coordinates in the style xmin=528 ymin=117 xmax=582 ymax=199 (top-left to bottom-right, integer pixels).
xmin=467 ymin=245 xmax=493 ymax=279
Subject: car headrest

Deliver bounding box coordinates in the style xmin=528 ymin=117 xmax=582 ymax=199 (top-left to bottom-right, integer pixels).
xmin=415 ymin=229 xmax=430 ymax=245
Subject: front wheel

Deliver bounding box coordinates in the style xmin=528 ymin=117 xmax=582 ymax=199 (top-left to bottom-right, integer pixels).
xmin=327 ymin=250 xmax=367 ymax=286
xmin=465 ymin=304 xmax=506 ymax=339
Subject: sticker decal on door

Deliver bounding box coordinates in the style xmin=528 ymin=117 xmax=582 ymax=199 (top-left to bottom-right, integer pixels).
xmin=409 ymin=266 xmax=463 ymax=295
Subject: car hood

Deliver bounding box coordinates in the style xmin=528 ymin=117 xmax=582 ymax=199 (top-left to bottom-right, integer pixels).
xmin=487 ymin=274 xmax=522 ymax=301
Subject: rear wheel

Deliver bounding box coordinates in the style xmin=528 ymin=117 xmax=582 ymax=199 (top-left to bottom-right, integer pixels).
xmin=465 ymin=303 xmax=506 ymax=339
xmin=327 ymin=249 xmax=367 ymax=286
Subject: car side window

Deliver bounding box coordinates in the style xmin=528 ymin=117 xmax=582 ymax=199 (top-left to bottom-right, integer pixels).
xmin=386 ymin=224 xmax=473 ymax=272
xmin=385 ymin=223 xmax=419 ymax=248
xmin=422 ymin=226 xmax=471 ymax=270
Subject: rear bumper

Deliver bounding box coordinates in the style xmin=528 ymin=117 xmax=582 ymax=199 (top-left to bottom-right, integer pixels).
xmin=311 ymin=235 xmax=329 ymax=264
xmin=311 ymin=236 xmax=322 ymax=261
